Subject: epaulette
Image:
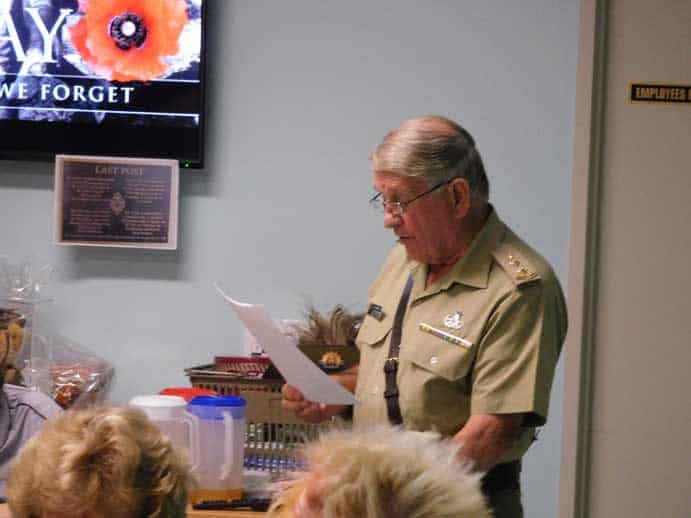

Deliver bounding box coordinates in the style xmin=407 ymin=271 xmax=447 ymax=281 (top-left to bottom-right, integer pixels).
xmin=491 ymin=245 xmax=541 ymax=287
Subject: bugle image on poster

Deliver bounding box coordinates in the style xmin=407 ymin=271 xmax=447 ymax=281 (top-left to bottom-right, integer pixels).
xmin=54 ymin=155 xmax=179 ymax=249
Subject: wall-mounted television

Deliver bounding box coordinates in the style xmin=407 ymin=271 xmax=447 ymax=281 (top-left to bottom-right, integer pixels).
xmin=0 ymin=0 xmax=205 ymax=168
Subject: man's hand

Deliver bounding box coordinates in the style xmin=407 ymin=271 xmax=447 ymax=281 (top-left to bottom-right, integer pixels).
xmin=281 ymin=365 xmax=359 ymax=423
xmin=281 ymin=384 xmax=346 ymax=423
xmin=452 ymin=413 xmax=524 ymax=472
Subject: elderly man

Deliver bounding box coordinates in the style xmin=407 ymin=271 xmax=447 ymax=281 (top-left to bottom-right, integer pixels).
xmin=283 ymin=115 xmax=567 ymax=518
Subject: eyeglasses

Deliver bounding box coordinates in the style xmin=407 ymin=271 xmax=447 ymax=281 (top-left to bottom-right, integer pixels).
xmin=369 ymin=180 xmax=450 ymax=216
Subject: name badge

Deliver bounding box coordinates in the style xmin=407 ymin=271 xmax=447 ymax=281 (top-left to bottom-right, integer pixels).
xmin=367 ymin=303 xmax=385 ymax=321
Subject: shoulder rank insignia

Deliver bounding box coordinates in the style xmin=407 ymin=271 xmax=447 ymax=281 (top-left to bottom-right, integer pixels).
xmin=491 ymin=248 xmax=541 ymax=286
xmin=508 ymin=254 xmax=539 ymax=282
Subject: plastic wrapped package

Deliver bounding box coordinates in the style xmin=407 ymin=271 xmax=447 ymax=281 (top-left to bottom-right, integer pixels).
xmin=44 ymin=334 xmax=115 ymax=409
xmin=0 ymin=255 xmax=54 ymax=388
xmin=1 ymin=256 xmax=113 ymax=409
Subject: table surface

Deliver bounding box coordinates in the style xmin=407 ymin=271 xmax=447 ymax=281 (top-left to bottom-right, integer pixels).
xmin=0 ymin=503 xmax=264 ymax=517
xmin=187 ymin=505 xmax=265 ymax=517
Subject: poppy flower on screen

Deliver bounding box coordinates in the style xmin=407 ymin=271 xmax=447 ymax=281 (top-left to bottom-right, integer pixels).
xmin=69 ymin=0 xmax=188 ymax=82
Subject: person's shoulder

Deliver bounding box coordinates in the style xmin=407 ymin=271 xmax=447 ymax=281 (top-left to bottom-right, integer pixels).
xmin=489 ymin=225 xmax=558 ymax=290
xmin=368 ymin=244 xmax=412 ymax=293
xmin=371 ymin=244 xmax=410 ymax=283
xmin=367 ymin=244 xmax=418 ymax=298
xmin=383 ymin=243 xmax=409 ymax=268
xmin=3 ymin=384 xmax=62 ymax=420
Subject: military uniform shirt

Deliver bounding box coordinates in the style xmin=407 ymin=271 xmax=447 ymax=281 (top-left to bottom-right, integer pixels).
xmin=354 ymin=210 xmax=567 ymax=462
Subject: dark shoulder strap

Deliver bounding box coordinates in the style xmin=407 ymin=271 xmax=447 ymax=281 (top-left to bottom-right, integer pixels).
xmin=384 ymin=274 xmax=414 ymax=425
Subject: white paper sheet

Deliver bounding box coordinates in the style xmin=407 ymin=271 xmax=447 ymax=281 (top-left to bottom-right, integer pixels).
xmin=214 ymin=283 xmax=358 ymax=405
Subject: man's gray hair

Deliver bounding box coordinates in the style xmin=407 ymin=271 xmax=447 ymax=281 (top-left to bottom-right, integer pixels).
xmin=369 ymin=115 xmax=490 ymax=203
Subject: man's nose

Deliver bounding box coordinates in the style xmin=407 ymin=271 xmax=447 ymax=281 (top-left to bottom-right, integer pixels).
xmin=383 ymin=210 xmax=401 ymax=229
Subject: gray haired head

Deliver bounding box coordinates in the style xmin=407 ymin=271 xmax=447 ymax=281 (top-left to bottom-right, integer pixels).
xmin=369 ymin=115 xmax=489 ymax=204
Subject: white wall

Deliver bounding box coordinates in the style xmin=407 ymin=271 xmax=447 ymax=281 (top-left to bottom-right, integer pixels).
xmin=564 ymin=0 xmax=691 ymax=516
xmin=0 ymin=2 xmax=579 ymax=516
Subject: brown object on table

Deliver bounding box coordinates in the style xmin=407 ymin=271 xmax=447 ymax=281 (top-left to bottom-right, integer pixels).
xmin=0 ymin=308 xmax=26 ymax=383
xmin=296 ymin=306 xmax=361 ymax=373
xmin=0 ymin=501 xmax=261 ymax=517
xmin=51 ymin=363 xmax=96 ymax=408
xmin=0 ymin=308 xmax=25 ymax=328
xmin=50 ymin=362 xmax=113 ymax=409
xmin=297 ymin=306 xmax=362 ymax=349
xmin=186 ymin=505 xmax=265 ymax=517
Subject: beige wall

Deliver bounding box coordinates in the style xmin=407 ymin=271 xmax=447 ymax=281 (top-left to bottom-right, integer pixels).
xmin=562 ymin=0 xmax=691 ymax=516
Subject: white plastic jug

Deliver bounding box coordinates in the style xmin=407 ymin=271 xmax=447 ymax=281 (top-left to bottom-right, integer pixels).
xmin=128 ymin=395 xmax=200 ymax=470
xmin=187 ymin=395 xmax=246 ymax=503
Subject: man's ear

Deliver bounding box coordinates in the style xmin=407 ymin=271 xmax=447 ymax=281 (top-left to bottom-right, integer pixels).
xmin=449 ymin=178 xmax=471 ymax=219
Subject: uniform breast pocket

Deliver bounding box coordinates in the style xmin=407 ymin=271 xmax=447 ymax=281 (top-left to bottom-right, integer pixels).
xmin=401 ymin=331 xmax=476 ymax=434
xmin=356 ymin=312 xmax=393 ymax=350
xmin=406 ymin=332 xmax=475 ymax=382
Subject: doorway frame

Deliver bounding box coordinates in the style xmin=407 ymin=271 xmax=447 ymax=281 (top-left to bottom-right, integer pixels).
xmin=558 ymin=0 xmax=608 ymax=516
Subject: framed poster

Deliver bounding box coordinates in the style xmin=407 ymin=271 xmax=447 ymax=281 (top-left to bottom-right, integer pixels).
xmin=54 ymin=155 xmax=179 ymax=249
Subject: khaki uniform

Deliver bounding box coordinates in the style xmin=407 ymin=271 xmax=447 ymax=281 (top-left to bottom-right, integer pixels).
xmin=354 ymin=210 xmax=567 ymax=464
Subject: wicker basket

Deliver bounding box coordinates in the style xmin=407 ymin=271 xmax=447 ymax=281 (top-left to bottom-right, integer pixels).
xmin=185 ymin=357 xmax=339 ymax=474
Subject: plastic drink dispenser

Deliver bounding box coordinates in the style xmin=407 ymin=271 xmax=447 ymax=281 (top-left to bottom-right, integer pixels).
xmin=188 ymin=395 xmax=246 ymax=502
xmin=159 ymin=387 xmax=218 ymax=401
xmin=128 ymin=395 xmax=200 ymax=470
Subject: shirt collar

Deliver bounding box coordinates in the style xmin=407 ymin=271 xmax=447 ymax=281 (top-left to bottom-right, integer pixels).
xmin=411 ymin=207 xmax=506 ymax=293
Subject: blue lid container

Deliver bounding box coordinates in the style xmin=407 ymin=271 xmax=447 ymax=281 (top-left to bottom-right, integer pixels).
xmin=188 ymin=395 xmax=246 ymax=420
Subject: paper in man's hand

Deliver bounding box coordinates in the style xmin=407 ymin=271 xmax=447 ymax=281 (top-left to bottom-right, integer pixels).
xmin=214 ymin=283 xmax=358 ymax=405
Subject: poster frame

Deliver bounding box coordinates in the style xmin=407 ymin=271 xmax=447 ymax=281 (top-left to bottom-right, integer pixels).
xmin=54 ymin=154 xmax=179 ymax=250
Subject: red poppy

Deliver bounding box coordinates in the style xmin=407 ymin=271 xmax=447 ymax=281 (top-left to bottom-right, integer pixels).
xmin=69 ymin=0 xmax=188 ymax=82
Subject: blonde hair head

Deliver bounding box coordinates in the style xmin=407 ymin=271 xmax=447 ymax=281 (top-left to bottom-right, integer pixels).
xmin=268 ymin=426 xmax=490 ymax=518
xmin=7 ymin=406 xmax=192 ymax=518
